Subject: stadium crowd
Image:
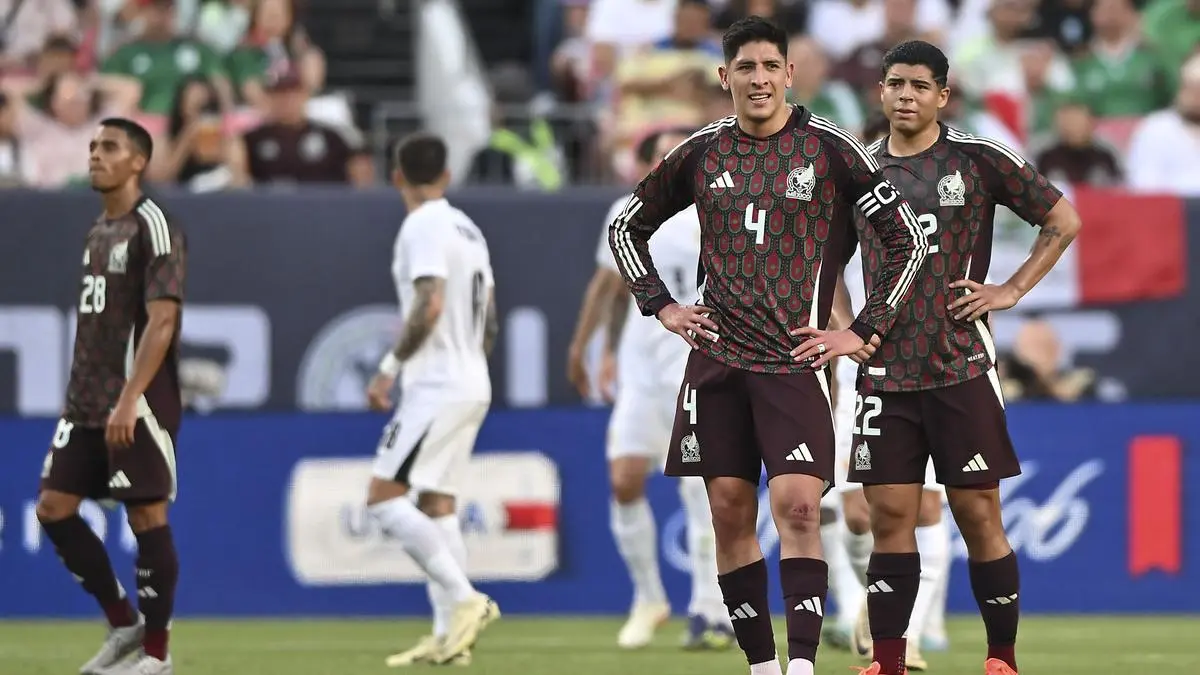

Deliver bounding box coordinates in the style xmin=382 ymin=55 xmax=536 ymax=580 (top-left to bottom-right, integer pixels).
xmin=0 ymin=0 xmax=371 ymax=191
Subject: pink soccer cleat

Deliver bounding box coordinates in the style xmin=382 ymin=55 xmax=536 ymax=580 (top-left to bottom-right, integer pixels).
xmin=985 ymin=658 xmax=1018 ymax=675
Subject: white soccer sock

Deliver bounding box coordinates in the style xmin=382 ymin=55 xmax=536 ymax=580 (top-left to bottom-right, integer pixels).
xmin=823 ymin=519 xmax=865 ymax=631
xmin=908 ymin=519 xmax=950 ymax=644
xmin=610 ymin=498 xmax=667 ymax=606
xmin=679 ymin=477 xmax=725 ymax=622
xmin=749 ymin=657 xmax=783 ymax=675
xmin=784 ymin=658 xmax=815 ymax=675
xmin=844 ymin=526 xmax=874 ymax=586
xmin=428 ymin=514 xmax=468 ymax=638
xmin=369 ymin=499 xmax=474 ymax=603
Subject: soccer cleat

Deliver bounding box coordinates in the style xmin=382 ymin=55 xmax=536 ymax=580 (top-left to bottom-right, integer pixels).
xmin=682 ymin=615 xmax=734 ymax=651
xmin=823 ymin=622 xmax=853 ymax=651
xmin=385 ymin=635 xmax=441 ymax=667
xmin=851 ymin=602 xmax=873 ymax=660
xmin=906 ymin=640 xmax=929 ymax=671
xmin=95 ymin=653 xmax=172 ymax=675
xmin=434 ymin=594 xmax=500 ymax=664
xmin=616 ymin=600 xmax=671 ymax=649
xmin=80 ymin=617 xmax=145 ymax=675
xmin=921 ymin=634 xmax=950 ymax=652
xmin=985 ymin=658 xmax=1018 ymax=675
xmin=851 ymin=663 xmax=882 ymax=675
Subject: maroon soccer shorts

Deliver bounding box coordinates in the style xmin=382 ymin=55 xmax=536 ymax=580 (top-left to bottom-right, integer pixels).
xmin=40 ymin=418 xmax=178 ymax=503
xmin=847 ymin=372 xmax=1021 ymax=487
xmin=665 ymin=350 xmax=835 ymax=488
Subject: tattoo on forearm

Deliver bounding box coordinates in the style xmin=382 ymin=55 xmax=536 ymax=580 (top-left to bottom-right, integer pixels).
xmin=484 ymin=298 xmax=499 ymax=356
xmin=393 ymin=277 xmax=440 ymax=361
xmin=1034 ymin=224 xmax=1073 ymax=251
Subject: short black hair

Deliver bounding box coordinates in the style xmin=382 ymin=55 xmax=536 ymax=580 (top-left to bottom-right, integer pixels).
xmin=721 ymin=15 xmax=788 ymax=64
xmin=881 ymin=40 xmax=950 ymax=87
xmin=393 ymin=132 xmax=448 ymax=186
xmin=634 ymin=126 xmax=694 ymax=165
xmin=100 ymin=117 xmax=153 ymax=163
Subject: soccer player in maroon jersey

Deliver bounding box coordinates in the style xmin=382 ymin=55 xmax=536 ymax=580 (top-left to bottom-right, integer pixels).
xmin=36 ymin=118 xmax=186 ymax=675
xmin=818 ymin=41 xmax=1083 ymax=675
xmin=608 ymin=16 xmax=927 ymax=675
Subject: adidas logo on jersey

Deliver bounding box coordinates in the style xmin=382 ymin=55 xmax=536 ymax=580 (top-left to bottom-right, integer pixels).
xmin=962 ymin=453 xmax=990 ymax=472
xmin=108 ymin=471 xmax=132 ymax=489
xmin=709 ymin=171 xmax=734 ymax=190
xmin=730 ymin=602 xmax=758 ymax=620
xmin=867 ymin=580 xmax=894 ymax=594
xmin=793 ymin=597 xmax=823 ymax=616
xmin=786 ymin=444 xmax=814 ymax=462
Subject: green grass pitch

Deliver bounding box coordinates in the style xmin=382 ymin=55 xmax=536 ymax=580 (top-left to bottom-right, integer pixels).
xmin=1 ymin=615 xmax=1196 ymax=674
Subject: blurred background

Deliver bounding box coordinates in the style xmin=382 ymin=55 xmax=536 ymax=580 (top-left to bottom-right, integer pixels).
xmin=0 ymin=0 xmax=1198 ymax=667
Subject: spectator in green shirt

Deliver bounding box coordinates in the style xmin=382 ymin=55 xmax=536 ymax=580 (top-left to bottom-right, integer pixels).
xmin=1142 ymin=0 xmax=1200 ymax=74
xmin=100 ymin=0 xmax=233 ymax=116
xmin=224 ymin=0 xmax=325 ymax=109
xmin=1072 ymin=0 xmax=1175 ymax=117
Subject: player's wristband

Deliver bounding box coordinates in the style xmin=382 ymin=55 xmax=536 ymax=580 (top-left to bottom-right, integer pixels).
xmin=643 ymin=294 xmax=677 ymax=318
xmin=849 ymin=320 xmax=879 ymax=344
xmin=378 ymin=353 xmax=402 ymax=378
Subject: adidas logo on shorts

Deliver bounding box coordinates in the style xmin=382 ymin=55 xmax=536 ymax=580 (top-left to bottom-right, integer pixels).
xmin=786 ymin=444 xmax=814 ymax=462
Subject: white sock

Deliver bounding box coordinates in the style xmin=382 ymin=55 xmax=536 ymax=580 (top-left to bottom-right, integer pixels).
xmin=679 ymin=477 xmax=724 ymax=622
xmin=369 ymin=498 xmax=474 ymax=603
xmin=428 ymin=514 xmax=468 ymax=638
xmin=749 ymin=657 xmax=783 ymax=675
xmin=610 ymin=498 xmax=667 ymax=606
xmin=784 ymin=658 xmax=814 ymax=675
xmin=919 ymin=518 xmax=952 ymax=641
xmin=822 ymin=518 xmax=864 ymax=631
xmin=907 ymin=520 xmax=949 ymax=645
xmin=844 ymin=526 xmax=874 ymax=586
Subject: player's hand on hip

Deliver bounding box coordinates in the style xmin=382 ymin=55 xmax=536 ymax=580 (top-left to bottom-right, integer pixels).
xmin=105 ymin=398 xmax=138 ymax=450
xmin=366 ymin=373 xmax=395 ymax=412
xmin=789 ymin=326 xmax=865 ymax=369
xmin=948 ymin=279 xmax=1020 ymax=322
xmin=657 ymin=303 xmax=719 ymax=350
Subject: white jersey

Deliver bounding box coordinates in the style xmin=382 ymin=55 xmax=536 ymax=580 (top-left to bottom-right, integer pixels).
xmin=597 ymin=193 xmax=701 ymax=392
xmin=391 ymin=198 xmax=494 ymax=402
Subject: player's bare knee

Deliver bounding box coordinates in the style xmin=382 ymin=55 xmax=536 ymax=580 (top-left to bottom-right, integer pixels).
xmin=608 ymin=458 xmax=647 ymax=504
xmin=416 ymin=492 xmax=456 ymax=518
xmin=768 ymin=481 xmax=822 ymax=539
xmin=865 ymin=484 xmax=921 ymax=547
xmin=842 ymin=490 xmax=871 ymax=534
xmin=366 ymin=476 xmax=410 ymax=506
xmin=917 ymin=490 xmax=944 ymax=527
xmin=126 ymin=501 xmax=169 ymax=533
xmin=706 ymin=477 xmax=757 ymax=540
xmin=35 ymin=490 xmax=82 ymax=524
xmin=947 ymin=486 xmax=1007 ymax=554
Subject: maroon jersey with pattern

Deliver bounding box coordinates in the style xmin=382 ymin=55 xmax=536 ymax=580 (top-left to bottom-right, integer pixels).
xmin=853 ymin=124 xmax=1063 ymax=392
xmin=64 ymin=196 xmax=187 ymax=431
xmin=609 ymin=106 xmax=927 ymax=374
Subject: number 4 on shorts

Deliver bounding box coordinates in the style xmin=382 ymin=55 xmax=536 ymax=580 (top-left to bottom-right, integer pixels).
xmin=682 ymin=383 xmax=698 ymax=425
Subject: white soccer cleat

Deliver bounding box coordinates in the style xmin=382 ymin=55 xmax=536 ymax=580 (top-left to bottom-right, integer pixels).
xmin=851 ymin=602 xmax=873 ymax=661
xmin=95 ymin=652 xmax=172 ymax=675
xmin=80 ymin=618 xmax=145 ymax=675
xmin=616 ymin=600 xmax=671 ymax=649
xmin=906 ymin=640 xmax=929 ymax=671
xmin=437 ymin=593 xmax=500 ymax=662
xmin=385 ymin=635 xmax=441 ymax=667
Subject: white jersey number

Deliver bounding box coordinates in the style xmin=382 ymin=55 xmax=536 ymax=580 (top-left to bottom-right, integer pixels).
xmin=744 ymin=204 xmax=768 ymax=246
xmin=917 ymin=214 xmax=942 ymax=254
xmin=79 ymin=275 xmax=107 ymax=314
xmin=853 ymin=394 xmax=882 ymax=437
xmin=682 ymin=383 xmax=698 ymax=425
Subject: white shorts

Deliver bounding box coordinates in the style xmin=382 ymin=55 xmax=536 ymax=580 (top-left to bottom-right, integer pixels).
xmin=372 ymin=397 xmax=490 ymax=496
xmin=832 ymin=388 xmax=944 ymax=496
xmin=606 ymin=384 xmax=676 ymax=469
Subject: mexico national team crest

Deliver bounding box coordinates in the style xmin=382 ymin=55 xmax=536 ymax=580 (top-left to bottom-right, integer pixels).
xmin=785 ymin=164 xmax=815 ymax=201
xmin=854 ymin=441 xmax=872 ymax=471
xmin=108 ymin=241 xmax=129 ymax=274
xmin=938 ymin=170 xmax=966 ymax=207
xmin=680 ymin=432 xmax=701 ymax=463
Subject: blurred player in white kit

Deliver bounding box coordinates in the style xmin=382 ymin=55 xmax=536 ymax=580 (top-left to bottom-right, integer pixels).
xmin=365 ymin=132 xmax=500 ymax=667
xmin=567 ymin=128 xmax=733 ymax=651
xmin=820 ymin=249 xmax=953 ymax=672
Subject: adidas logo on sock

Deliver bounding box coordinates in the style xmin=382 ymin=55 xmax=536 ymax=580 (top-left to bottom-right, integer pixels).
xmin=962 ymin=453 xmax=990 ymax=472
xmin=730 ymin=602 xmax=758 ymax=620
xmin=786 ymin=444 xmax=814 ymax=462
xmin=985 ymin=593 xmax=1018 ymax=605
xmin=793 ymin=596 xmax=823 ymax=616
xmin=866 ymin=580 xmax=894 ymax=594
xmin=708 ymin=171 xmax=734 ymax=190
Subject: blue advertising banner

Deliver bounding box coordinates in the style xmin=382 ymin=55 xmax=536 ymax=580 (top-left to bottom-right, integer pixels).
xmin=0 ymin=404 xmax=1195 ymax=618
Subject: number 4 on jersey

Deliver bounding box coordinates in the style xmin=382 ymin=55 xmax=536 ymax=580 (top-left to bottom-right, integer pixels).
xmin=744 ymin=204 xmax=767 ymax=246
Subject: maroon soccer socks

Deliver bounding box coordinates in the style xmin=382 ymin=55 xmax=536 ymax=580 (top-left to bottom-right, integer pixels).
xmin=779 ymin=557 xmax=828 ymax=665
xmin=866 ymin=552 xmax=922 ymax=674
xmin=41 ymin=514 xmax=137 ymax=627
xmin=717 ymin=559 xmax=778 ymax=666
xmin=970 ymin=551 xmax=1021 ymax=673
xmin=135 ymin=526 xmax=180 ymax=660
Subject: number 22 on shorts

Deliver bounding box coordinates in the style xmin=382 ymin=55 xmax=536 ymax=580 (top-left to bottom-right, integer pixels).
xmin=854 ymin=394 xmax=882 ymax=436
xmin=682 ymin=383 xmax=698 ymax=425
